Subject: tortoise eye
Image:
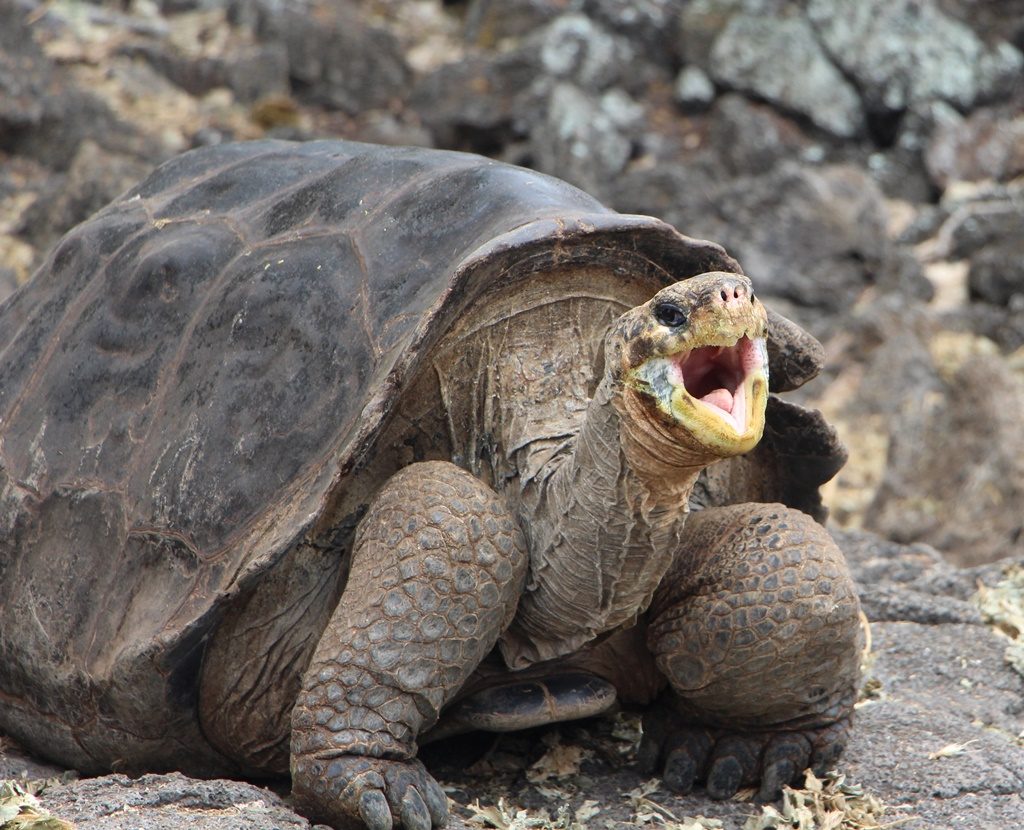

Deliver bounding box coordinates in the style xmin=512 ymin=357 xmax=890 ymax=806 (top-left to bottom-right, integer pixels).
xmin=654 ymin=302 xmax=688 ymax=328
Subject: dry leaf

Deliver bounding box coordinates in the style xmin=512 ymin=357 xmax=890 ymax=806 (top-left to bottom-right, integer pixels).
xmin=526 ymin=742 xmax=592 ymax=783
xmin=466 ymin=798 xmax=532 ymax=830
xmin=928 ymin=740 xmax=977 ymax=760
xmin=741 ymin=769 xmax=910 ymax=830
xmin=533 ymin=785 xmax=566 ymax=800
xmin=574 ymin=801 xmax=601 ymax=825
xmin=609 ymin=712 xmax=644 ymax=755
xmin=0 ymin=782 xmax=74 ymax=830
xmin=623 ymin=780 xmax=723 ymax=829
xmin=463 ymin=796 xmax=596 ymax=830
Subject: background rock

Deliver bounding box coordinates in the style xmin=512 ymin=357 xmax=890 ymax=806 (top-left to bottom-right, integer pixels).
xmin=926 ymin=104 xmax=1024 ymax=188
xmin=810 ymin=300 xmax=1024 ymax=566
xmin=244 ymin=0 xmax=411 ymax=115
xmin=807 ymin=0 xmax=1024 ymax=116
xmin=615 ymin=160 xmax=915 ymax=318
xmin=708 ymin=14 xmax=864 ymax=138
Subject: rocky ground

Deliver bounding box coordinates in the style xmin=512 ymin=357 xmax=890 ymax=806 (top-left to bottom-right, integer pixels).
xmin=1 ymin=0 xmax=1023 ymax=827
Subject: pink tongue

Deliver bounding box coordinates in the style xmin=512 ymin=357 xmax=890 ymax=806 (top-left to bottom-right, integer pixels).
xmin=701 ymin=388 xmax=734 ymax=413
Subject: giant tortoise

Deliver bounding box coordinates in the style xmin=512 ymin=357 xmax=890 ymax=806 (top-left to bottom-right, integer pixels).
xmin=0 ymin=140 xmax=862 ymax=829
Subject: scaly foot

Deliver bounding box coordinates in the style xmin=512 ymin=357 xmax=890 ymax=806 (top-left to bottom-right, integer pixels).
xmin=292 ymin=754 xmax=448 ymax=830
xmin=636 ymin=693 xmax=851 ymax=801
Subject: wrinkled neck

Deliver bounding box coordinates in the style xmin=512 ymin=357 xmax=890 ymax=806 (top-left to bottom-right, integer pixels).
xmin=499 ymin=373 xmax=709 ymax=669
xmin=614 ymin=385 xmax=717 ymax=499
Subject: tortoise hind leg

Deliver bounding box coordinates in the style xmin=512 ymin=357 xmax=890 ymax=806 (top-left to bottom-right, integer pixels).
xmin=422 ymin=671 xmax=618 ymax=744
xmin=199 ymin=542 xmax=344 ymax=776
xmin=290 ymin=461 xmax=528 ymax=830
xmin=639 ymin=503 xmax=863 ymax=801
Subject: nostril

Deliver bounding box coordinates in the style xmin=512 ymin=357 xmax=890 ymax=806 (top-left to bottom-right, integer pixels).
xmin=733 ymin=287 xmax=740 ymax=299
xmin=720 ymin=289 xmax=729 ymax=302
xmin=750 ymin=292 xmax=755 ymax=304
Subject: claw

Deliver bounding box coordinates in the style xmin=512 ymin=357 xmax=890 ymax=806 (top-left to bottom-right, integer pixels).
xmin=359 ymin=789 xmax=394 ymax=830
xmin=661 ymin=729 xmax=712 ymax=795
xmin=663 ymin=748 xmax=700 ymax=795
xmin=705 ymin=755 xmax=744 ymax=800
xmin=293 ymin=754 xmax=448 ymax=830
xmin=400 ymin=789 xmax=432 ymax=830
xmin=709 ymin=734 xmax=760 ymax=799
xmin=421 ymin=777 xmax=449 ymax=825
xmin=756 ymin=756 xmax=798 ymax=802
xmin=637 ymin=693 xmax=853 ymax=805
xmin=809 ymin=719 xmax=850 ymax=773
xmin=756 ymin=734 xmax=811 ymax=801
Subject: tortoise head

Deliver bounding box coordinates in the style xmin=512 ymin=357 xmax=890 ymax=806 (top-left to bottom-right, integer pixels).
xmin=607 ymin=272 xmax=769 ymax=463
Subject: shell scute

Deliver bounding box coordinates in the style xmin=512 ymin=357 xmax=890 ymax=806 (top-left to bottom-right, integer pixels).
xmin=154 ymin=146 xmax=339 ymax=223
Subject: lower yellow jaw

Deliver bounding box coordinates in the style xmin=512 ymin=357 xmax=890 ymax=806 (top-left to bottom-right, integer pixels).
xmin=669 ymin=371 xmax=768 ymax=457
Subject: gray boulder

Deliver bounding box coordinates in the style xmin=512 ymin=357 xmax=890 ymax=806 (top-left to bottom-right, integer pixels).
xmin=463 ymin=0 xmax=564 ymax=46
xmin=705 ymin=94 xmax=814 ymax=177
xmin=0 ymin=0 xmax=50 ymax=131
xmin=677 ymin=0 xmax=793 ymax=68
xmin=807 ymin=0 xmax=1024 ymax=114
xmin=926 ymin=106 xmax=1024 ymax=189
xmin=810 ymin=298 xmax=1024 ymax=566
xmin=708 ymin=14 xmax=864 ymax=138
xmin=614 ymin=160 xmax=912 ymax=315
xmin=409 ymin=47 xmax=539 ymax=150
xmin=538 ymin=13 xmax=637 ymax=91
xmin=580 ymin=0 xmax=679 ymax=68
xmin=674 ymin=66 xmax=716 ymax=111
xmin=925 ymin=185 xmax=1024 ymax=308
xmin=529 ymin=83 xmax=642 ymax=199
xmin=239 ymin=0 xmax=410 ymax=115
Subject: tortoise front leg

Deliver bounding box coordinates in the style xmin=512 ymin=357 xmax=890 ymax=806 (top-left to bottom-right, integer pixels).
xmin=639 ymin=503 xmax=863 ymax=801
xmin=291 ymin=461 xmax=528 ymax=830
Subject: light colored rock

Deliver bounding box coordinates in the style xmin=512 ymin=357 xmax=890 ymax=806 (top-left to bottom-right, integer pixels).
xmin=530 ymin=82 xmax=638 ymax=198
xmin=538 ymin=13 xmax=634 ymax=91
xmin=674 ymin=65 xmax=715 ymax=109
xmin=709 ymin=14 xmax=864 ymax=137
xmin=807 ymin=0 xmax=1024 ymax=113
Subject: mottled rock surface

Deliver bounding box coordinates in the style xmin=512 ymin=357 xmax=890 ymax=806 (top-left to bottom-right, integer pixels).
xmin=807 ymin=0 xmax=1024 ymax=114
xmin=41 ymin=775 xmax=315 ymax=830
xmin=709 ymin=14 xmax=864 ymax=138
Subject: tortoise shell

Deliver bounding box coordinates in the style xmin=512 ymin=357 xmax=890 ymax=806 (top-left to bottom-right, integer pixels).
xmin=4 ymin=140 xmax=806 ymax=770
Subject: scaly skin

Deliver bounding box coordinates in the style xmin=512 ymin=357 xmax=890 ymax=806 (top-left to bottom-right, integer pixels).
xmin=290 ymin=461 xmax=528 ymax=830
xmin=638 ymin=503 xmax=863 ymax=800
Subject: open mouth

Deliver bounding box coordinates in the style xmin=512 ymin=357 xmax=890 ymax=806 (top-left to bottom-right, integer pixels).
xmin=627 ymin=326 xmax=768 ymax=457
xmin=674 ymin=336 xmax=764 ymax=432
